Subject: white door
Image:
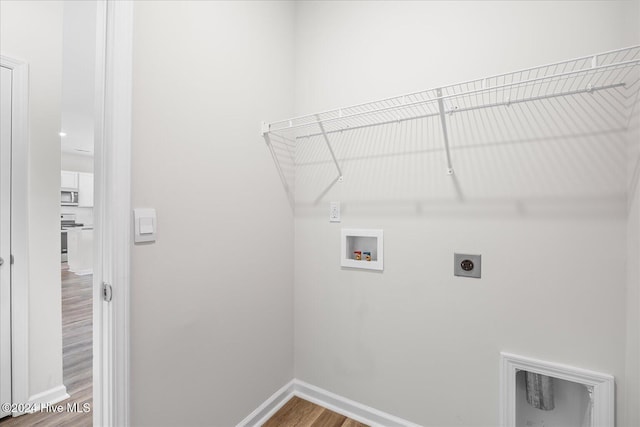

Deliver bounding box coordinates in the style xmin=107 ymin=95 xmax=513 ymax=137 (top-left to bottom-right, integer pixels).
xmin=0 ymin=65 xmax=13 ymax=418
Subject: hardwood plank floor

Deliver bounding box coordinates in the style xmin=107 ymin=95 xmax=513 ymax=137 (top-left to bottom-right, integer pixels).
xmin=263 ymin=397 xmax=368 ymax=427
xmin=0 ymin=263 xmax=92 ymax=426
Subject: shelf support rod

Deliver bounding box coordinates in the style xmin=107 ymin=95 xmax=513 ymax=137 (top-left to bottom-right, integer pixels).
xmin=436 ymin=88 xmax=455 ymax=175
xmin=316 ymin=115 xmax=344 ymax=182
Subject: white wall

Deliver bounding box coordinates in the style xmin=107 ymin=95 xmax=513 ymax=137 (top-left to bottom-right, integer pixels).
xmin=130 ymin=1 xmax=295 ymax=426
xmin=624 ymin=2 xmax=640 ymax=423
xmin=60 ymin=0 xmax=96 ymax=155
xmin=0 ymin=0 xmax=64 ymax=401
xmin=293 ymin=2 xmax=638 ymax=426
xmin=626 ymin=147 xmax=640 ymax=427
xmin=61 ymin=152 xmax=93 ymax=173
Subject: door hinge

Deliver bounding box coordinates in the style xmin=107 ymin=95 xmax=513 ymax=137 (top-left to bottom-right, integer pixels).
xmin=102 ymin=282 xmax=113 ymax=302
xmin=10 ymin=254 xmax=14 ymax=264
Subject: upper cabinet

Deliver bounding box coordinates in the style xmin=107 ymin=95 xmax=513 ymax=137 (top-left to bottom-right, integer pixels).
xmin=61 ymin=170 xmax=94 ymax=207
xmin=77 ymin=172 xmax=94 ymax=208
xmin=61 ymin=170 xmax=79 ymax=190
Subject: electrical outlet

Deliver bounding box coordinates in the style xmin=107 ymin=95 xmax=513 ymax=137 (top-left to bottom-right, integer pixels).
xmin=454 ymin=253 xmax=481 ymax=278
xmin=329 ymin=201 xmax=341 ymax=222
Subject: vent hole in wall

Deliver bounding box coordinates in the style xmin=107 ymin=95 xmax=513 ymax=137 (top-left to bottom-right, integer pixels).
xmin=516 ymin=370 xmax=593 ymax=427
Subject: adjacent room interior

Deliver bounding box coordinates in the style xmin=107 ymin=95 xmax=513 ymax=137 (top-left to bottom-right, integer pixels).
xmin=1 ymin=1 xmax=95 ymax=427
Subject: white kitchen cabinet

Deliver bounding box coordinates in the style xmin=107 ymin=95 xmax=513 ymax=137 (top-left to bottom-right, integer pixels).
xmin=61 ymin=170 xmax=78 ymax=190
xmin=67 ymin=228 xmax=93 ymax=275
xmin=77 ymin=172 xmax=94 ymax=207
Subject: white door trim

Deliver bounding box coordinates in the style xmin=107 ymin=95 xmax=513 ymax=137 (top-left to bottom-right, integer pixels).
xmin=0 ymin=64 xmax=11 ymax=420
xmin=0 ymin=54 xmax=30 ymax=415
xmin=93 ymin=3 xmax=106 ymax=424
xmin=93 ymin=1 xmax=133 ymax=426
xmin=500 ymin=352 xmax=614 ymax=427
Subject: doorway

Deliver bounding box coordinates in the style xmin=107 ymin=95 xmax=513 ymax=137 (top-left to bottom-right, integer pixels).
xmin=0 ymin=0 xmax=131 ymax=424
xmin=0 ymin=1 xmax=132 ymax=424
xmin=0 ymin=0 xmax=97 ymax=423
xmin=58 ymin=1 xmax=99 ymax=423
xmin=0 ymin=40 xmax=95 ymax=427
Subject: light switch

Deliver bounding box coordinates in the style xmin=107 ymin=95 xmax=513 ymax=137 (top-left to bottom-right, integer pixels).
xmin=139 ymin=217 xmax=154 ymax=235
xmin=134 ymin=208 xmax=156 ymax=243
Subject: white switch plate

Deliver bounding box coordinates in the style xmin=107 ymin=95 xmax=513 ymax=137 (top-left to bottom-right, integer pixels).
xmin=134 ymin=208 xmax=156 ymax=243
xmin=329 ymin=201 xmax=341 ymax=222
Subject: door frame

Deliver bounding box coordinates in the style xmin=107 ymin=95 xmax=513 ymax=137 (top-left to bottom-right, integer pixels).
xmin=0 ymin=54 xmax=30 ymax=416
xmin=94 ymin=1 xmax=133 ymax=425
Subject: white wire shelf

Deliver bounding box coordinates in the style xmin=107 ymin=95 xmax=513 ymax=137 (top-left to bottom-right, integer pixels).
xmin=261 ymin=45 xmax=640 ymax=197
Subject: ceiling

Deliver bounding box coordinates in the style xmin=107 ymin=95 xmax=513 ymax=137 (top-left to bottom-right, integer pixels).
xmin=60 ymin=0 xmax=97 ymax=156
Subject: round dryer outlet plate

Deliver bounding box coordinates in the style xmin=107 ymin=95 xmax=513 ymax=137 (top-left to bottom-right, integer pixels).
xmin=454 ymin=253 xmax=481 ymax=278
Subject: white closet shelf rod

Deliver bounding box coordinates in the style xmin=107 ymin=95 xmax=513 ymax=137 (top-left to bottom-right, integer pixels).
xmin=486 ymin=44 xmax=637 ymax=79
xmin=289 ymin=80 xmax=626 ymax=141
xmin=267 ymin=45 xmax=638 ymax=132
xmin=263 ymin=58 xmax=639 ymax=135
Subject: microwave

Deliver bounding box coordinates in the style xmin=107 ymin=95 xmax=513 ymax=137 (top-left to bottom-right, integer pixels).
xmin=61 ymin=190 xmax=79 ymax=206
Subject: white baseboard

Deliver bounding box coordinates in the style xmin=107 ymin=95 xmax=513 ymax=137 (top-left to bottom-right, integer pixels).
xmin=26 ymin=384 xmax=70 ymax=412
xmin=238 ymin=379 xmax=422 ymax=427
xmin=293 ymin=380 xmax=422 ymax=427
xmin=236 ymin=380 xmax=295 ymax=427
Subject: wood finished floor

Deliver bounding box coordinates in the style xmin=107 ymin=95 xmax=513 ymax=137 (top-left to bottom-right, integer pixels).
xmin=0 ymin=263 xmax=92 ymax=426
xmin=263 ymin=396 xmax=368 ymax=427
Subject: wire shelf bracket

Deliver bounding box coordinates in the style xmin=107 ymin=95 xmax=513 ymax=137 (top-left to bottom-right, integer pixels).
xmin=436 ymin=88 xmax=455 ymax=176
xmin=316 ymin=114 xmax=344 ymax=183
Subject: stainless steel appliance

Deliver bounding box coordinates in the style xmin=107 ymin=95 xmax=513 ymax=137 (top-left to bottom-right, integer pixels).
xmin=61 ymin=214 xmax=83 ymax=263
xmin=61 ymin=190 xmax=79 ymax=206
xmin=61 ymin=230 xmax=68 ymax=262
